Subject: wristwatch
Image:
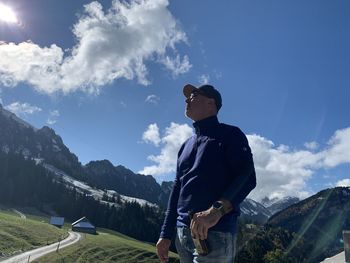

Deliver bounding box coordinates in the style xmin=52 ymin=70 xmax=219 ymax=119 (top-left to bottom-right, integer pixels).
xmin=212 ymin=201 xmax=226 ymax=216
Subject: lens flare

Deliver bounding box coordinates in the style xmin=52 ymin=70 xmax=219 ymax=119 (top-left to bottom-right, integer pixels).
xmin=0 ymin=3 xmax=18 ymax=23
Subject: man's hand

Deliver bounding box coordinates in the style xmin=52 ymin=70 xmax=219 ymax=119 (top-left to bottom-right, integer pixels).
xmin=190 ymin=207 xmax=222 ymax=240
xmin=156 ymin=238 xmax=171 ymax=263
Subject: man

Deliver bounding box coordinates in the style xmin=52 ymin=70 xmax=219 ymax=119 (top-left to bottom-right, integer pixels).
xmin=156 ymin=84 xmax=256 ymax=263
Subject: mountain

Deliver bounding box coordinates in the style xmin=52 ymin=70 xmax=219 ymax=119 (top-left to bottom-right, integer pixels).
xmin=237 ymin=187 xmax=350 ymax=263
xmin=0 ymin=104 xmax=84 ymax=180
xmin=268 ymin=187 xmax=350 ymax=235
xmin=82 ymin=161 xmax=274 ymax=218
xmin=268 ymin=187 xmax=350 ymax=262
xmin=262 ymin=196 xmax=300 ymax=215
xmin=42 ymin=162 xmax=156 ymax=207
xmin=240 ymin=198 xmax=272 ymax=223
xmin=0 ymin=104 xmax=270 ymax=222
xmin=0 ymin=152 xmax=163 ymax=244
xmin=0 ymin=104 xmax=169 ymax=206
xmin=159 ymin=181 xmax=175 ymax=207
xmin=83 ymin=160 xmax=166 ymax=205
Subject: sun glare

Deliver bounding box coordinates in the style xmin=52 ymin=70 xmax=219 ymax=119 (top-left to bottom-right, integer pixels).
xmin=0 ymin=3 xmax=18 ymax=23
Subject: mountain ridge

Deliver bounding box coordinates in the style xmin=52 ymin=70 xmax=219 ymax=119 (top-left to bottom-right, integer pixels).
xmin=0 ymin=107 xmax=293 ymax=219
xmin=4 ymin=105 xmax=350 ymax=262
xmin=236 ymin=187 xmax=350 ymax=263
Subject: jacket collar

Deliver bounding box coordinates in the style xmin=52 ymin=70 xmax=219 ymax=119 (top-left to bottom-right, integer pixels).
xmin=193 ymin=115 xmax=219 ymax=136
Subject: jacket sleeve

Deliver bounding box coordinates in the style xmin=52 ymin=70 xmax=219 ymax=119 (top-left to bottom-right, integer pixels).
xmin=159 ymin=176 xmax=180 ymax=239
xmin=221 ymin=127 xmax=256 ymax=208
xmin=159 ymin=144 xmax=184 ymax=239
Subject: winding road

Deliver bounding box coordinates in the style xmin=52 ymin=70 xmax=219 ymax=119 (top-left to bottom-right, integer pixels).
xmin=0 ymin=231 xmax=82 ymax=263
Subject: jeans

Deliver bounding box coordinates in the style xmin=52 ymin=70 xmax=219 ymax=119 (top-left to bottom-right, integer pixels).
xmin=175 ymin=227 xmax=236 ymax=263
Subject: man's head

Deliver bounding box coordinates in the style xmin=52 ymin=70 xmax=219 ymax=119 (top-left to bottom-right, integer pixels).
xmin=183 ymin=84 xmax=222 ymax=121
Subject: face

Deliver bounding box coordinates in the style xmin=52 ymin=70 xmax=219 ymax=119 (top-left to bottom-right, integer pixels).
xmin=185 ymin=92 xmax=216 ymax=121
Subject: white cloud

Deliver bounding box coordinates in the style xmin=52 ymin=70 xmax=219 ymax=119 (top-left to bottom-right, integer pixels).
xmin=336 ymin=179 xmax=350 ymax=187
xmin=142 ymin=123 xmax=161 ymax=146
xmin=322 ymin=127 xmax=350 ymax=167
xmin=46 ymin=119 xmax=57 ymax=125
xmin=247 ymin=134 xmax=320 ymax=201
xmin=0 ymin=0 xmax=190 ymax=94
xmin=5 ymin=102 xmax=42 ymax=116
xmin=141 ymin=123 xmax=350 ymax=202
xmin=145 ymin=94 xmax=160 ymax=105
xmin=0 ymin=42 xmax=64 ymax=93
xmin=198 ymin=74 xmax=210 ymax=84
xmin=139 ymin=122 xmax=193 ymax=176
xmin=160 ymin=54 xmax=192 ymax=77
xmin=46 ymin=110 xmax=60 ymax=125
xmin=304 ymin=141 xmax=319 ymax=150
xmin=50 ymin=110 xmax=60 ymax=117
xmin=248 ymin=127 xmax=350 ymax=201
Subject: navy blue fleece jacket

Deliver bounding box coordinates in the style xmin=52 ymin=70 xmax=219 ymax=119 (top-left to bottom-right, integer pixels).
xmin=160 ymin=115 xmax=256 ymax=239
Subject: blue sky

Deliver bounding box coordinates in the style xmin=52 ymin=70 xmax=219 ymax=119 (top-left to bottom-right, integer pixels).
xmin=0 ymin=0 xmax=349 ymax=202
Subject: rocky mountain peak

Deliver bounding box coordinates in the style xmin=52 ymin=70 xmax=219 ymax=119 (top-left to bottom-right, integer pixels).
xmin=39 ymin=125 xmax=55 ymax=134
xmin=85 ymin=160 xmax=116 ymax=174
xmin=261 ymin=196 xmax=300 ymax=215
xmin=1 ymin=105 xmax=279 ymax=222
xmin=115 ymin=165 xmax=137 ymax=176
xmin=0 ymin=105 xmax=36 ymax=131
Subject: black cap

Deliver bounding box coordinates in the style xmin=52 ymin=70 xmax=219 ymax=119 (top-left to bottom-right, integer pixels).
xmin=183 ymin=84 xmax=222 ymax=110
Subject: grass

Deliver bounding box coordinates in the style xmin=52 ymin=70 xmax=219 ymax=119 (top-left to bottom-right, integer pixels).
xmin=0 ymin=208 xmax=179 ymax=262
xmin=34 ymin=229 xmax=179 ymax=263
xmin=0 ymin=209 xmax=67 ymax=258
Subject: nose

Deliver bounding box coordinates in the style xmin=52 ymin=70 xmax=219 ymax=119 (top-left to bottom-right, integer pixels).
xmin=185 ymin=97 xmax=190 ymax=103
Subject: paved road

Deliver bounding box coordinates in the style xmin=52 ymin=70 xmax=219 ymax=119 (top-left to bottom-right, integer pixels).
xmin=0 ymin=231 xmax=82 ymax=263
xmin=12 ymin=209 xmax=26 ymax=219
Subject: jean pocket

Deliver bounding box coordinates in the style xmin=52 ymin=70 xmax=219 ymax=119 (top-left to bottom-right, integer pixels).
xmin=207 ymin=231 xmax=232 ymax=255
xmin=177 ymin=227 xmax=195 ymax=251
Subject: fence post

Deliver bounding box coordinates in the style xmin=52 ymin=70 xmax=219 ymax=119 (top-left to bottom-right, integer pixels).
xmin=56 ymin=238 xmax=61 ymax=253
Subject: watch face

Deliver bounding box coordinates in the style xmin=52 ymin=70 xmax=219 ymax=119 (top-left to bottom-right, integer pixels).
xmin=213 ymin=201 xmax=226 ymax=216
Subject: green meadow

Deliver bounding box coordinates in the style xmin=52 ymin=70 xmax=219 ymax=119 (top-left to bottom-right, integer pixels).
xmin=0 ymin=209 xmax=67 ymax=258
xmin=0 ymin=209 xmax=179 ymax=262
xmin=34 ymin=229 xmax=179 ymax=263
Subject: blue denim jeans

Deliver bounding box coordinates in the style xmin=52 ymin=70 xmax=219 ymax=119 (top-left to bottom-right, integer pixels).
xmin=175 ymin=227 xmax=236 ymax=263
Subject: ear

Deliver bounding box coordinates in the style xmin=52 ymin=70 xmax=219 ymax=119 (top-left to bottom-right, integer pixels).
xmin=207 ymin=98 xmax=216 ymax=107
xmin=206 ymin=98 xmax=217 ymax=113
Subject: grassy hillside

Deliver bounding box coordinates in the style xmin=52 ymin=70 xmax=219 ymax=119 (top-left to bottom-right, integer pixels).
xmin=34 ymin=229 xmax=179 ymax=263
xmin=0 ymin=208 xmax=179 ymax=262
xmin=0 ymin=209 xmax=67 ymax=258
